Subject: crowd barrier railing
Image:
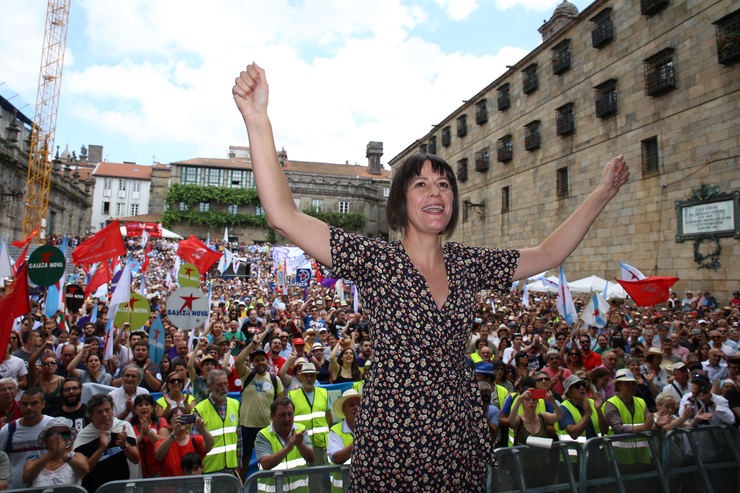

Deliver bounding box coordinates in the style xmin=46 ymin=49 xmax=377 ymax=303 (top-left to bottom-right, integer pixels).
xmin=6 ymin=487 xmax=87 ymax=493
xmin=491 ymin=442 xmax=581 ymax=493
xmin=95 ymin=472 xmax=242 ymax=493
xmin=11 ymin=426 xmax=736 ymax=493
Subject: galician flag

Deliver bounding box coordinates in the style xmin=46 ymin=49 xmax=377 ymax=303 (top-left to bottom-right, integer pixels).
xmin=556 ymin=266 xmax=577 ymax=325
xmin=580 ymin=293 xmax=609 ymax=328
xmin=620 ymin=262 xmax=646 ymax=281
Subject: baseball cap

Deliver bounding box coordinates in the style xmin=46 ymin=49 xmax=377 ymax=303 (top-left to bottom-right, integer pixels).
xmin=293 ymin=338 xmax=306 ymax=346
xmin=474 ymin=362 xmax=495 ymax=376
xmin=249 ymin=349 xmax=267 ymax=361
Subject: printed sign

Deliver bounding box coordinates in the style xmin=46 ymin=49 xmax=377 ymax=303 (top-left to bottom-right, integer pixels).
xmin=114 ymin=292 xmax=151 ymax=330
xmin=65 ymin=284 xmax=85 ymax=312
xmin=166 ymin=287 xmax=209 ymax=331
xmin=178 ymin=262 xmax=201 ymax=288
xmin=27 ymin=245 xmax=66 ymax=286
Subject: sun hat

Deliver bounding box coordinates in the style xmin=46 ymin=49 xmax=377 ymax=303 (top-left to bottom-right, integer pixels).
xmin=563 ymin=375 xmax=587 ymax=394
xmin=332 ymin=389 xmax=362 ymax=419
xmin=614 ymin=368 xmax=637 ymax=383
xmin=299 ymin=361 xmax=318 ymax=374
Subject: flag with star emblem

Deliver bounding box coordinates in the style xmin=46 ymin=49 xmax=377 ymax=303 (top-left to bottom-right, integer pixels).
xmin=580 ymin=293 xmax=609 ymax=328
xmin=176 ymin=235 xmax=223 ymax=275
xmin=72 ymin=220 xmax=126 ymax=267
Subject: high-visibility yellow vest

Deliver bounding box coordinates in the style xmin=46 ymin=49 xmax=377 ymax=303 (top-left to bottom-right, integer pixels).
xmin=555 ymin=398 xmax=601 ymax=462
xmin=603 ymin=396 xmax=651 ymax=465
xmin=257 ymin=423 xmax=310 ymax=493
xmin=493 ymin=383 xmax=509 ymax=410
xmin=471 ymin=352 xmax=483 ymax=363
xmin=195 ymin=397 xmax=240 ymax=473
xmin=289 ymin=387 xmax=330 ymax=448
xmin=328 ymin=421 xmax=354 ymax=493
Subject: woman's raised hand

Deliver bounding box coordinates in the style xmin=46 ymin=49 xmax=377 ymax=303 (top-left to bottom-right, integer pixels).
xmin=233 ymin=62 xmax=269 ymax=121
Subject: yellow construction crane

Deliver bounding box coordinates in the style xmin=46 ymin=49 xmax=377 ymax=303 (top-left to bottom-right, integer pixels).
xmin=21 ymin=0 xmax=71 ymax=242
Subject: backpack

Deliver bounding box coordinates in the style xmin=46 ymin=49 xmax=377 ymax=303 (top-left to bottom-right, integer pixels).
xmin=242 ymin=371 xmax=279 ymax=401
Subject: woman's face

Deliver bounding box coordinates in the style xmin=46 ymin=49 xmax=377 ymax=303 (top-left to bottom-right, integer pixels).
xmin=404 ymin=161 xmax=454 ymax=236
xmin=135 ymin=400 xmax=152 ymax=417
xmin=87 ymin=355 xmax=101 ymax=372
xmin=42 ymin=357 xmax=57 ymax=373
xmin=341 ymin=348 xmax=355 ymax=364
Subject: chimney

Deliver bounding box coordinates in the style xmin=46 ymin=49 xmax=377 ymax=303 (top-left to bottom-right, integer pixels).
xmin=366 ymin=141 xmax=383 ymax=175
xmin=87 ymin=145 xmax=103 ymax=163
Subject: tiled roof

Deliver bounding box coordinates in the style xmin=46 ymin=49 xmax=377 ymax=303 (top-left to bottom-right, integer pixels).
xmin=173 ymin=157 xmax=389 ymax=179
xmin=93 ymin=162 xmax=153 ymax=180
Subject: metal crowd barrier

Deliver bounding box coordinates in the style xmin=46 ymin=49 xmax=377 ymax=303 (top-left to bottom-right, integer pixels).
xmin=242 ymin=464 xmax=349 ymax=493
xmin=662 ymin=425 xmax=740 ymax=493
xmin=96 ymin=473 xmax=242 ymax=493
xmin=492 ymin=442 xmax=581 ymax=493
xmin=6 ymin=487 xmax=87 ymax=493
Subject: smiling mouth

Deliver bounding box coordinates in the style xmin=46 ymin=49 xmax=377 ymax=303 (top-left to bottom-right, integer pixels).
xmin=421 ymin=205 xmax=444 ymax=213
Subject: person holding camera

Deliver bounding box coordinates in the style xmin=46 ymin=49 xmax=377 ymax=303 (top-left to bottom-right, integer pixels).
xmin=154 ymin=407 xmax=214 ymax=477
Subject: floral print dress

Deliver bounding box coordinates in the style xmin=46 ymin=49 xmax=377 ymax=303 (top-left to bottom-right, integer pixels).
xmin=328 ymin=226 xmax=519 ymax=492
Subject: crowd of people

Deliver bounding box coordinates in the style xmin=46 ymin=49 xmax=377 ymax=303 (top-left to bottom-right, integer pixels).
xmin=0 ymin=233 xmax=737 ymax=491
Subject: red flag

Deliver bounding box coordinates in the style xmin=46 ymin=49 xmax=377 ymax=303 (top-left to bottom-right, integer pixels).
xmin=12 ymin=227 xmax=39 ymax=248
xmin=616 ymin=276 xmax=679 ymax=307
xmin=0 ymin=263 xmax=30 ymax=361
xmin=72 ymin=220 xmax=126 ymax=267
xmin=84 ymin=261 xmax=112 ymax=299
xmin=12 ymin=243 xmax=31 ymax=274
xmin=141 ymin=242 xmax=152 ymax=273
xmin=312 ymin=260 xmax=323 ymax=283
xmin=176 ymin=235 xmax=222 ymax=275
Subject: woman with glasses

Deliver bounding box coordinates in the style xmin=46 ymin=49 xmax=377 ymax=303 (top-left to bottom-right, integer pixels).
xmin=66 ymin=348 xmax=112 ymax=386
xmin=566 ymin=347 xmax=584 ymax=375
xmin=493 ymin=361 xmax=514 ymax=393
xmin=156 ymin=373 xmax=195 ymax=420
xmin=28 ymin=343 xmax=67 ymax=416
xmin=130 ymin=394 xmax=170 ymax=478
xmin=23 ymin=417 xmax=88 ymax=487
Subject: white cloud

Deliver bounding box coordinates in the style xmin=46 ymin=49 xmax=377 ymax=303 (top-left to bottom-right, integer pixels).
xmin=2 ymin=0 xmax=537 ymax=166
xmin=435 ymin=0 xmax=479 ymax=21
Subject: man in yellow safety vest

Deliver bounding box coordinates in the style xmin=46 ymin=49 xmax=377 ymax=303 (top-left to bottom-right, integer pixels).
xmin=327 ymin=388 xmax=361 ymax=493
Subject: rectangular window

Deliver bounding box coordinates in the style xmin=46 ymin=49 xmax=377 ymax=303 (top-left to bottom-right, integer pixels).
xmin=524 ymin=121 xmax=541 ymax=151
xmin=441 ymin=126 xmax=451 ymax=147
xmin=230 ymin=170 xmax=245 ymax=188
xmin=311 ymin=199 xmax=324 ymax=212
xmin=714 ymin=10 xmax=740 ymax=65
xmin=497 ymin=84 xmax=511 ymax=111
xmin=457 ymin=158 xmax=468 ymax=183
xmin=644 ymin=48 xmax=676 ymax=96
xmin=131 ymin=181 xmax=141 ymax=193
xmin=182 ymin=167 xmax=199 ymax=184
xmin=256 ymin=205 xmax=265 ymax=216
xmin=227 ymin=204 xmax=238 ymax=215
xmin=179 ymin=201 xmax=187 ymax=211
xmin=118 ymin=179 xmax=126 ymax=191
xmin=206 ymin=169 xmax=223 ymax=186
xmin=339 ymin=201 xmax=349 ymax=214
xmin=497 ymin=135 xmax=513 ymax=163
xmin=556 ymin=167 xmax=569 ymax=198
xmin=591 ymin=8 xmax=614 ymax=48
xmin=245 ymin=170 xmax=255 ymax=189
xmin=594 ymin=79 xmax=618 ymax=118
xmin=501 ymin=186 xmax=510 ymax=213
xmin=457 ymin=115 xmax=468 ymax=138
xmin=102 ymin=202 xmax=110 ymax=215
xmin=419 ymin=143 xmax=428 ymax=154
xmin=641 ymin=0 xmax=670 ymax=17
xmin=103 ymin=178 xmax=112 ymax=190
xmin=475 ymin=99 xmax=488 ymax=125
xmin=474 ymin=147 xmax=490 ymax=172
xmin=383 ymin=187 xmax=390 ymax=198
xmin=641 ymin=137 xmax=660 ymax=176
xmin=116 ymin=202 xmax=125 ymax=216
xmin=556 ymin=103 xmax=575 ymax=136
xmin=428 ymin=136 xmax=437 ymax=155
xmin=293 ymin=198 xmax=300 ymax=208
xmin=130 ymin=203 xmax=139 ymax=216
xmin=523 ymin=64 xmax=538 ymax=94
xmin=552 ymin=39 xmax=571 ymax=75
xmin=199 ymin=202 xmax=210 ymax=212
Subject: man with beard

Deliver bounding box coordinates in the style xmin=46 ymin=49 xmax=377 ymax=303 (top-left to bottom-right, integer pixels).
xmin=54 ymin=378 xmax=88 ymax=432
xmin=129 ymin=341 xmax=162 ymax=392
xmin=236 ymin=333 xmax=284 ymax=477
xmin=0 ymin=387 xmax=53 ymax=489
xmin=73 ymin=393 xmax=139 ymax=492
xmin=193 ymin=369 xmax=241 ymax=475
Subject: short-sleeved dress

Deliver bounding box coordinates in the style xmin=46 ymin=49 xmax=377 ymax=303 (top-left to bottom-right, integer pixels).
xmin=328 ymin=226 xmax=519 ymax=492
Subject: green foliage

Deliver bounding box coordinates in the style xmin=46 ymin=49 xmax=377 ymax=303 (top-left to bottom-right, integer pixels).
xmin=303 ymin=210 xmax=365 ymax=231
xmin=162 ymin=210 xmax=267 ymax=229
xmin=165 ymin=184 xmax=260 ymax=207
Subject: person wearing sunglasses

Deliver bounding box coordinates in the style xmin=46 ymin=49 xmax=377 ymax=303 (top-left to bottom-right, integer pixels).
xmin=156 ymin=375 xmax=195 ymax=421
xmin=556 ymin=375 xmax=608 ymax=443
xmin=23 ymin=417 xmax=88 ymax=487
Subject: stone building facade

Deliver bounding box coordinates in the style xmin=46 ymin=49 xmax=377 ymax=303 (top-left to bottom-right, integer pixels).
xmin=0 ymin=94 xmax=92 ymax=242
xmin=389 ymin=0 xmax=738 ymax=299
xmin=150 ymin=143 xmax=391 ymax=243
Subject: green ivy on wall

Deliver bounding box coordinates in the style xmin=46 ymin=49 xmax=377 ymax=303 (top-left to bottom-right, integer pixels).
xmin=162 ymin=210 xmax=267 ymax=228
xmin=165 ymin=184 xmax=260 ymax=207
xmin=303 ymin=210 xmax=365 ymax=231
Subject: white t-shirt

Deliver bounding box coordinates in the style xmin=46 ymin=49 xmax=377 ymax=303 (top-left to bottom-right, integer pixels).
xmin=0 ymin=415 xmax=53 ymax=489
xmin=0 ymin=356 xmax=28 ymax=380
xmin=31 ymin=461 xmax=82 ymax=487
xmin=108 ymin=386 xmax=149 ymax=421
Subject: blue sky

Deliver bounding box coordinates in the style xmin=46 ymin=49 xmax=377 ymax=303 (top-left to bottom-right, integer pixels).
xmin=1 ymin=0 xmax=592 ymax=167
